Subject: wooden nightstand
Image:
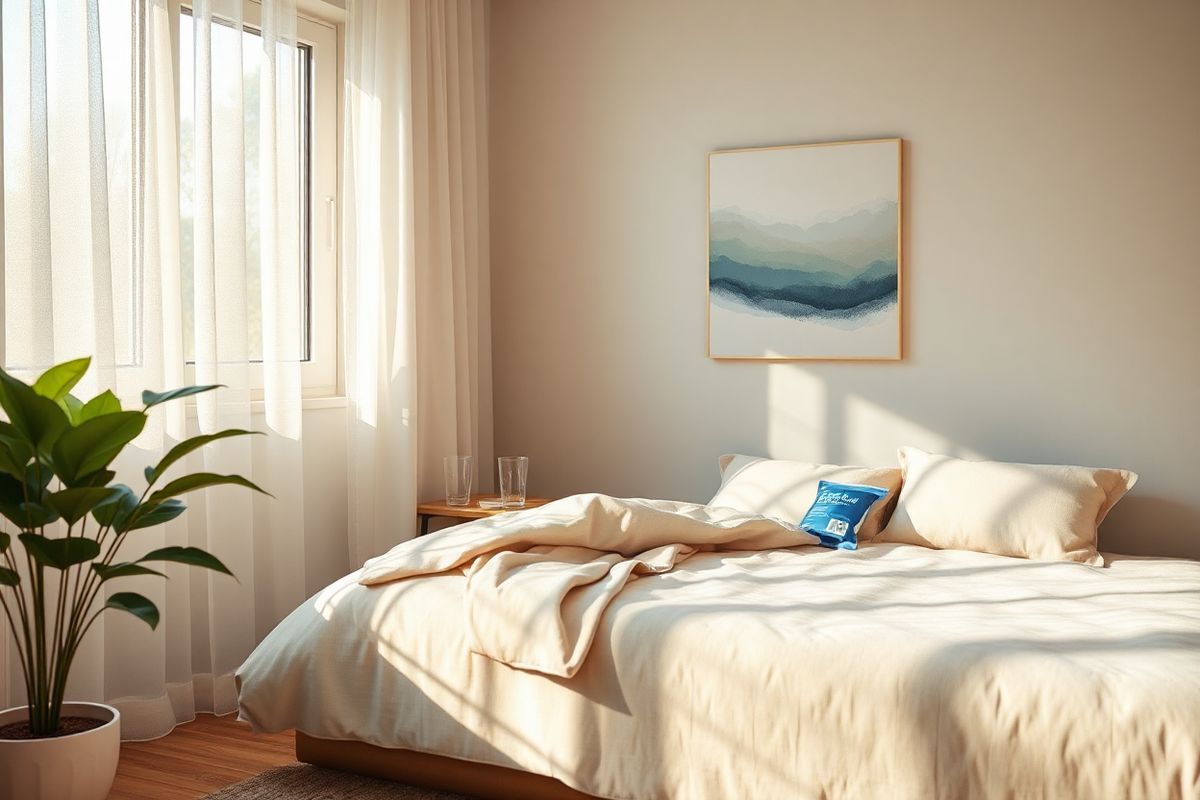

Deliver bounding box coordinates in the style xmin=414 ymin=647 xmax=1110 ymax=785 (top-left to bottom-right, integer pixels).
xmin=416 ymin=494 xmax=554 ymax=536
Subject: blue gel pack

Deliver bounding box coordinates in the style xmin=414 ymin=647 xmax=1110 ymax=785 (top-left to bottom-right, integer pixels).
xmin=799 ymin=480 xmax=890 ymax=550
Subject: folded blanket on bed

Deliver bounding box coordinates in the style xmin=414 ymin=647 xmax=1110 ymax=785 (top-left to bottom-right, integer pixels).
xmin=359 ymin=493 xmax=817 ymax=676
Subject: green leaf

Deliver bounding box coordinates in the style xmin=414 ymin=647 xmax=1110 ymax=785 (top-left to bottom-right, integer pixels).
xmin=61 ymin=390 xmax=120 ymax=426
xmin=0 ymin=421 xmax=25 ymax=442
xmin=146 ymin=429 xmax=261 ymax=484
xmin=0 ymin=454 xmax=26 ymax=482
xmin=0 ymin=449 xmax=27 ymax=481
xmin=51 ymin=410 xmax=147 ymax=485
xmin=32 ymin=357 xmax=91 ymax=401
xmin=147 ymin=472 xmax=270 ymax=504
xmin=78 ymin=469 xmax=117 ymax=488
xmin=79 ymin=390 xmax=121 ymax=422
xmin=0 ymin=471 xmax=59 ymax=528
xmin=0 ymin=567 xmax=18 ymax=586
xmin=91 ymin=562 xmax=166 ymax=582
xmin=140 ymin=545 xmax=232 ymax=576
xmin=92 ymin=484 xmax=138 ymax=530
xmin=18 ymin=533 xmax=100 ymax=569
xmin=0 ymin=368 xmax=70 ymax=452
xmin=16 ymin=502 xmax=59 ymax=528
xmin=58 ymin=394 xmax=85 ymax=425
xmin=0 ymin=475 xmax=27 ymax=529
xmin=44 ymin=486 xmax=124 ymax=526
xmin=0 ymin=506 xmax=30 ymax=531
xmin=24 ymin=462 xmax=53 ymax=497
xmin=0 ymin=422 xmax=32 ymax=479
xmin=105 ymin=592 xmax=159 ymax=629
xmin=0 ymin=531 xmax=9 ymax=553
xmin=125 ymin=499 xmax=187 ymax=531
xmin=142 ymin=385 xmax=222 ymax=409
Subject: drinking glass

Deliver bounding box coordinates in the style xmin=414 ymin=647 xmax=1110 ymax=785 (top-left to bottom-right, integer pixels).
xmin=498 ymin=456 xmax=529 ymax=508
xmin=444 ymin=455 xmax=473 ymax=506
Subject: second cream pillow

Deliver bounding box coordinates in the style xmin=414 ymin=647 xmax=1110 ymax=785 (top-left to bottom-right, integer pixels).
xmin=877 ymin=447 xmax=1137 ymax=565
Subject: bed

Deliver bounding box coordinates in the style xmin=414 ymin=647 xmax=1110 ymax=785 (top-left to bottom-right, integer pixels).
xmin=237 ymin=500 xmax=1200 ymax=800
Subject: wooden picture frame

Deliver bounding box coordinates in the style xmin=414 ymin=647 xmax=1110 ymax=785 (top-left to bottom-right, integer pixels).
xmin=707 ymin=138 xmax=904 ymax=361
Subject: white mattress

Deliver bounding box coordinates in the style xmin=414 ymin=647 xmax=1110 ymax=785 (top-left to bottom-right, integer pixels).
xmin=237 ymin=542 xmax=1200 ymax=800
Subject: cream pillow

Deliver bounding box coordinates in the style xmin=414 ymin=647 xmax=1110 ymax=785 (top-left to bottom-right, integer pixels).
xmin=708 ymin=454 xmax=903 ymax=541
xmin=877 ymin=447 xmax=1137 ymax=565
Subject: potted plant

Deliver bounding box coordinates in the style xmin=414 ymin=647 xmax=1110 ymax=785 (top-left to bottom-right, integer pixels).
xmin=0 ymin=358 xmax=266 ymax=800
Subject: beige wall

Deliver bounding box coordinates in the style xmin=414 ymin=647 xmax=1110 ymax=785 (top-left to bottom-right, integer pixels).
xmin=488 ymin=0 xmax=1200 ymax=558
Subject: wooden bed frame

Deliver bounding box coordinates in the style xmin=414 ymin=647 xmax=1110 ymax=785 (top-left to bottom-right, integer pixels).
xmin=296 ymin=732 xmax=600 ymax=800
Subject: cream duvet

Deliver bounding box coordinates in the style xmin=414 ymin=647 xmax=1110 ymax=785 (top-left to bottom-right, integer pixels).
xmin=237 ymin=497 xmax=1200 ymax=800
xmin=359 ymin=495 xmax=820 ymax=677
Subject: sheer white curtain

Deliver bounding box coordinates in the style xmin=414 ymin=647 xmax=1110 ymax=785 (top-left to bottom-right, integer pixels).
xmin=344 ymin=0 xmax=493 ymax=563
xmin=0 ymin=0 xmax=308 ymax=740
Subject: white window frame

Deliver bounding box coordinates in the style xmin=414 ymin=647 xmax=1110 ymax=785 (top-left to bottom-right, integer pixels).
xmin=296 ymin=5 xmax=341 ymax=399
xmin=182 ymin=0 xmax=343 ymax=400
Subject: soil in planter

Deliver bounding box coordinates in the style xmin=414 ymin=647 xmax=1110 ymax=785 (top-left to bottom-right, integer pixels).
xmin=0 ymin=716 xmax=107 ymax=740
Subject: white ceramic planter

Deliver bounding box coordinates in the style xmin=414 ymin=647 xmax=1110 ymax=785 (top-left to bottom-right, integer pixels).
xmin=0 ymin=702 xmax=121 ymax=800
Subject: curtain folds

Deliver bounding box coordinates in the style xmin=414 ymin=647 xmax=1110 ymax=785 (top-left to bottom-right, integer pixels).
xmin=0 ymin=0 xmax=309 ymax=740
xmin=0 ymin=0 xmax=492 ymax=740
xmin=344 ymin=0 xmax=493 ymax=564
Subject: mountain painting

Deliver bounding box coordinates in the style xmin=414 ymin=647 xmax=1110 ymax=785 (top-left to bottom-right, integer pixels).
xmin=708 ymin=139 xmax=902 ymax=359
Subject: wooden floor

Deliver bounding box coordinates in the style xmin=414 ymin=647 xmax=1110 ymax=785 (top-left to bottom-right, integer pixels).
xmin=108 ymin=714 xmax=295 ymax=799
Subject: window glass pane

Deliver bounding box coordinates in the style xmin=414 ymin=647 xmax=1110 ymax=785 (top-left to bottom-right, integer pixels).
xmin=178 ymin=12 xmax=309 ymax=364
xmin=2 ymin=2 xmax=312 ymax=373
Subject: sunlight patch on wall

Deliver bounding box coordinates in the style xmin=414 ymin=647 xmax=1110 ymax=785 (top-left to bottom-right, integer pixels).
xmin=843 ymin=394 xmax=985 ymax=465
xmin=766 ymin=365 xmax=827 ymax=462
xmin=767 ymin=367 xmax=987 ymax=469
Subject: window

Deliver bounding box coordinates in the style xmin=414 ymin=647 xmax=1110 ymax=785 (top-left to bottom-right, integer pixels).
xmin=178 ymin=4 xmax=340 ymax=396
xmin=0 ymin=0 xmax=340 ymax=397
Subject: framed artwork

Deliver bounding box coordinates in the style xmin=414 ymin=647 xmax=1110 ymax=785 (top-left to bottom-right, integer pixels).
xmin=707 ymin=138 xmax=903 ymax=360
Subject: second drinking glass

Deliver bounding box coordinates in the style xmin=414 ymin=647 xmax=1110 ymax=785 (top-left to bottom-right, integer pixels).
xmin=497 ymin=456 xmax=529 ymax=508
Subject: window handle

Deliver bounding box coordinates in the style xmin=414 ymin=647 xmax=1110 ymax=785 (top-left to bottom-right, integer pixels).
xmin=324 ymin=196 xmax=336 ymax=252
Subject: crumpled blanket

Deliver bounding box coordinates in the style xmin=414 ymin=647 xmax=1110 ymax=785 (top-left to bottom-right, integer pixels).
xmin=359 ymin=493 xmax=816 ymax=676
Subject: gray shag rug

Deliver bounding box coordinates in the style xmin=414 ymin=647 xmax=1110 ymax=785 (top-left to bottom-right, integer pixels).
xmin=202 ymin=764 xmax=475 ymax=799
